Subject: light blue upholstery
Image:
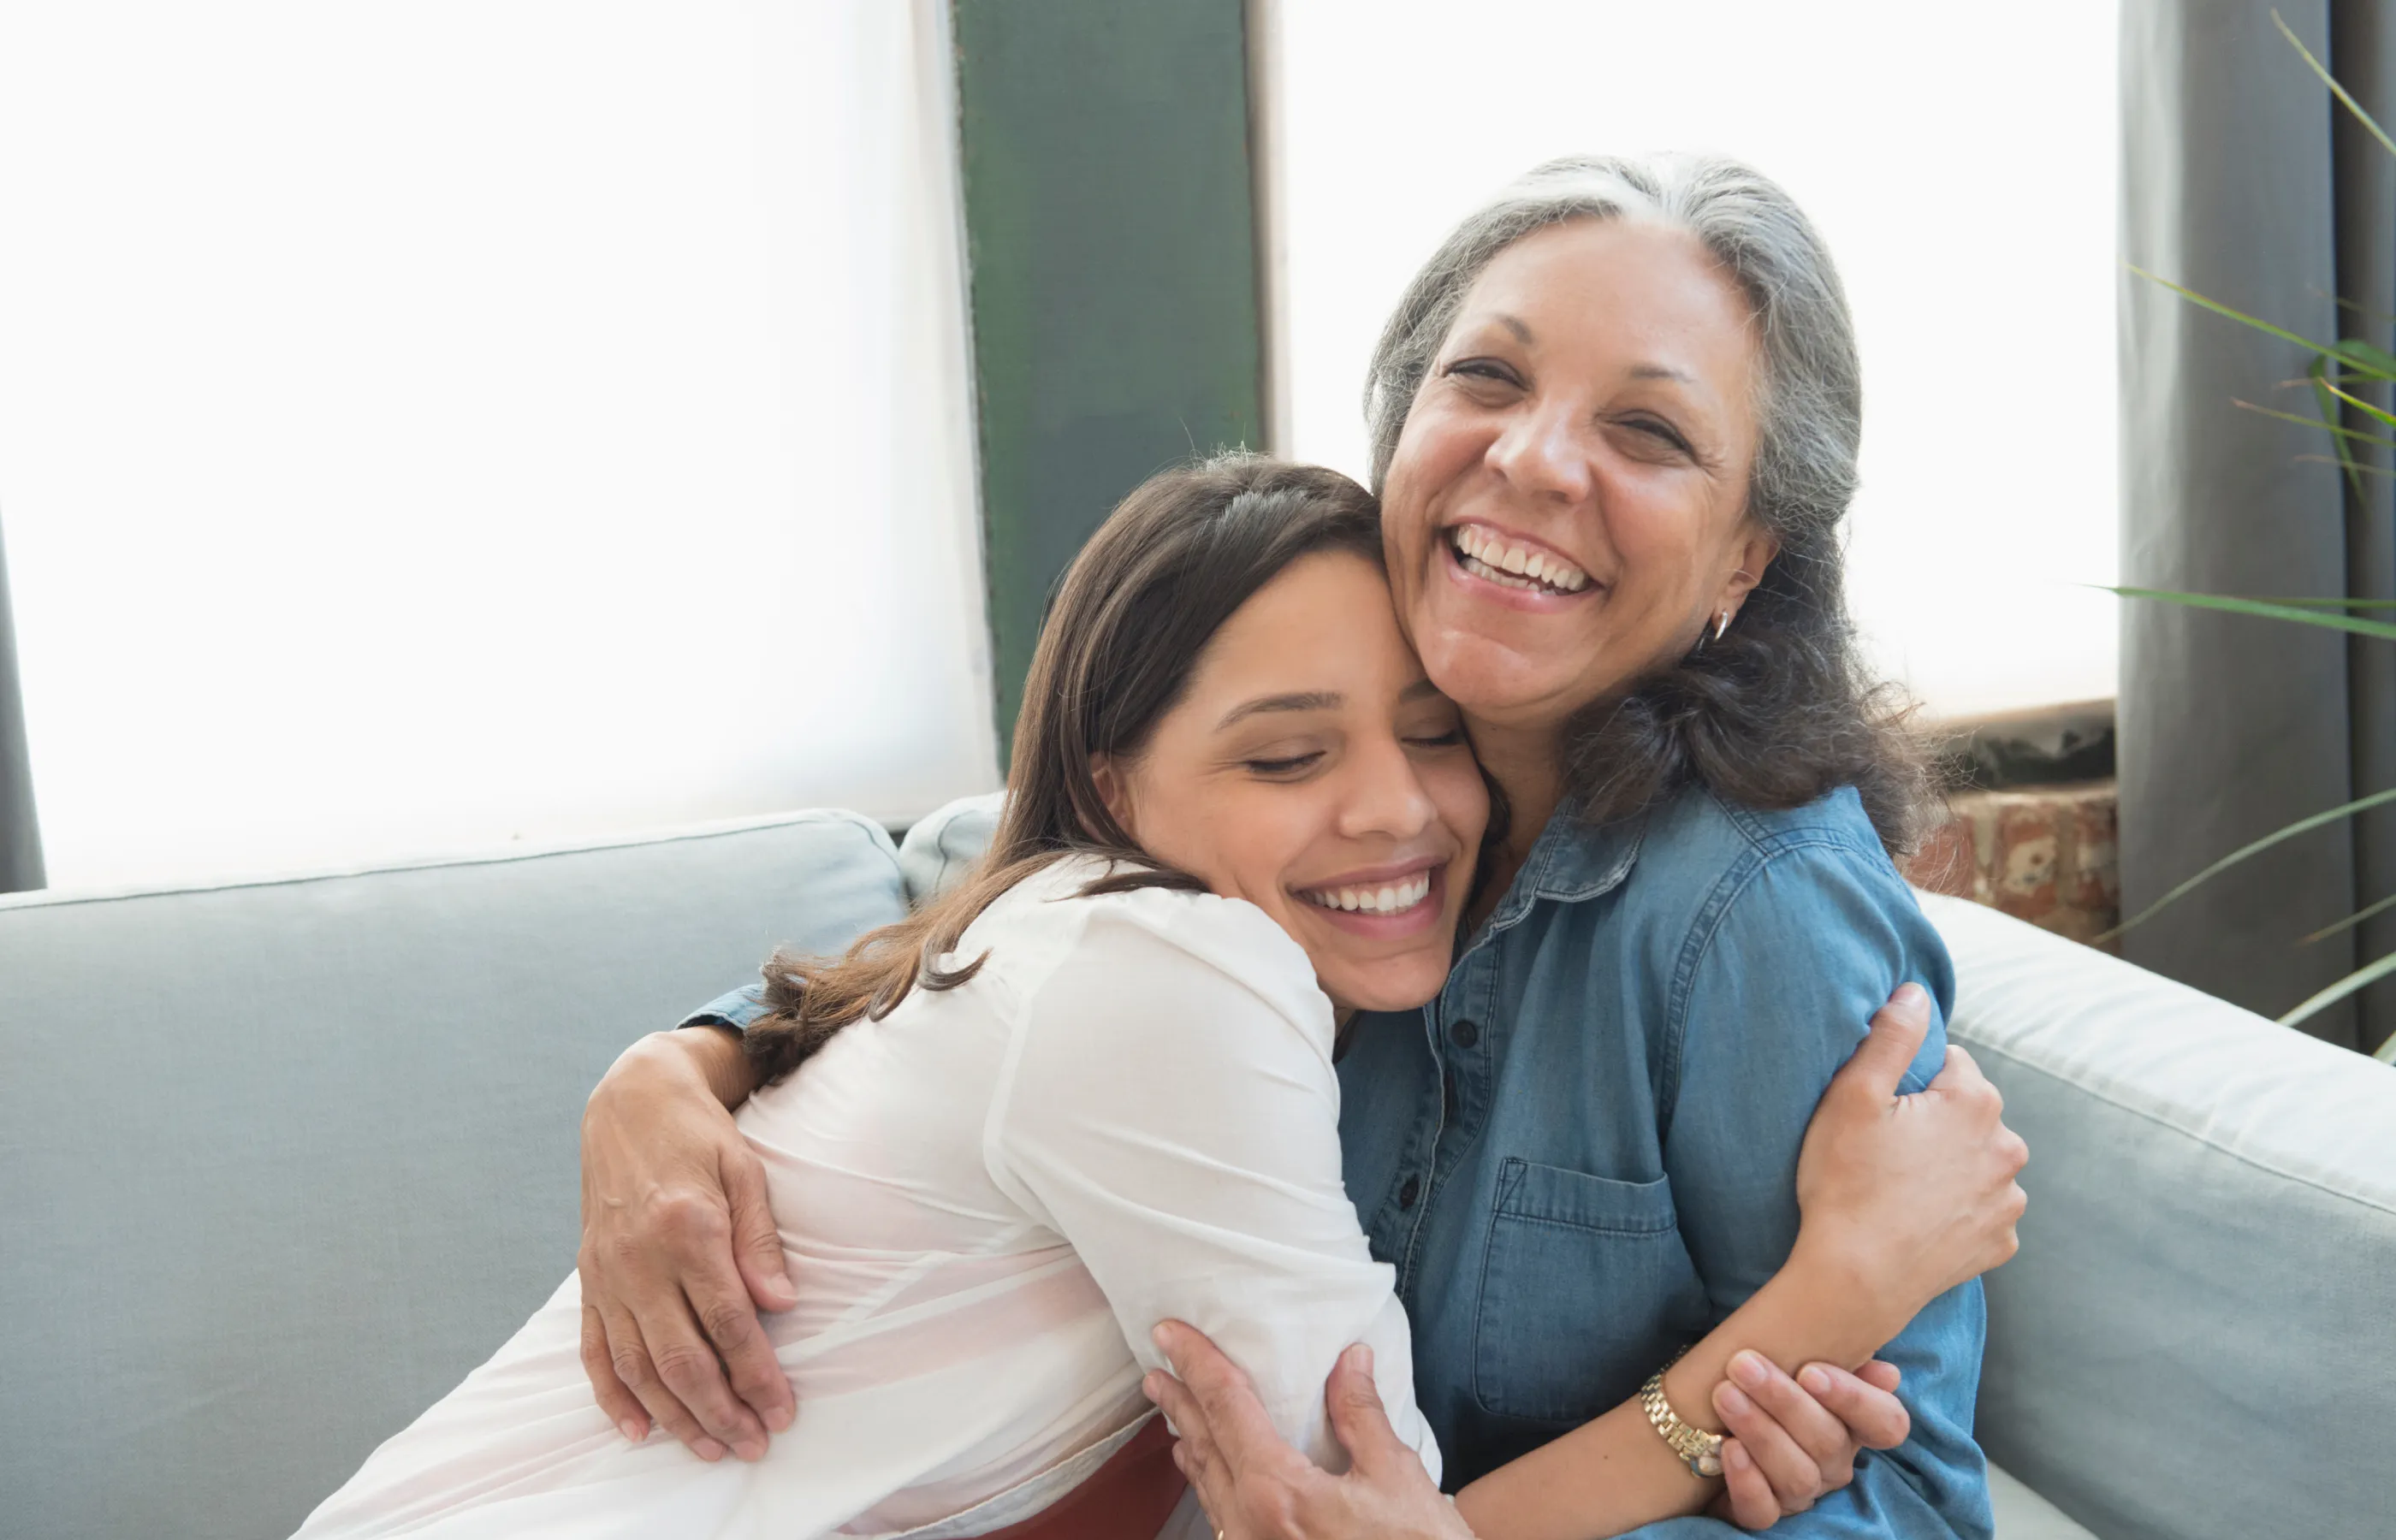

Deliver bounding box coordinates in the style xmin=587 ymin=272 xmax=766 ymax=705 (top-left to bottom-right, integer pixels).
xmin=1929 ymin=892 xmax=2396 ymax=1540
xmin=4 ymin=800 xmax=2382 ymax=1540
xmin=896 ymin=790 xmax=1004 ymax=906
xmin=0 ymin=812 xmax=907 ymax=1540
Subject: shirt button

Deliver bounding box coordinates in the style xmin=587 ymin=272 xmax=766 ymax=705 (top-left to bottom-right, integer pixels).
xmin=1451 ymin=1018 xmax=1480 ymax=1050
xmin=1398 ymin=1176 xmax=1421 ymax=1210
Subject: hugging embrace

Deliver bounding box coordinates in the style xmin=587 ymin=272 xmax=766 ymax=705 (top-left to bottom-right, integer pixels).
xmin=296 ymin=153 xmax=2028 ymax=1540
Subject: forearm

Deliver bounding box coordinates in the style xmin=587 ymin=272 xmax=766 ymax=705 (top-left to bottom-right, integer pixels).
xmin=598 ymin=1022 xmax=761 ymax=1116
xmin=1453 ymin=1253 xmax=1907 ymax=1540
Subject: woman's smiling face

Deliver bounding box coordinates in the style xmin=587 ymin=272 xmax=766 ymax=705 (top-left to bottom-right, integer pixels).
xmin=1095 ymin=548 xmax=1487 ymax=1016
xmin=1380 ymin=217 xmax=1781 ymax=737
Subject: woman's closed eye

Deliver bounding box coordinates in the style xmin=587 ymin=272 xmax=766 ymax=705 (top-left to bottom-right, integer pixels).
xmin=1443 ymin=358 xmax=1524 ymax=392
xmin=1240 ymin=748 xmax=1326 ymax=778
xmin=1616 ymin=413 xmax=1696 ymax=458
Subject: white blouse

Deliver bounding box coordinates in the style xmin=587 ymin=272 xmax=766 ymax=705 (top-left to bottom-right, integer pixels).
xmin=292 ymin=856 xmax=1439 ymax=1540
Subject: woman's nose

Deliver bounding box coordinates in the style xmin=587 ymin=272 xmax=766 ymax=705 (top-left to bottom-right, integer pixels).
xmin=1339 ymin=737 xmax=1439 ymax=842
xmin=1488 ymin=400 xmax=1593 ymax=504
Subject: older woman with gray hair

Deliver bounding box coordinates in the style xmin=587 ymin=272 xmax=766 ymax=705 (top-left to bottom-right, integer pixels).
xmin=577 ymin=152 xmax=2021 ymax=1540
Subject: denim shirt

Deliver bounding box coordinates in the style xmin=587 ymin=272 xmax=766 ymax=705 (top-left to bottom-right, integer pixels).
xmin=688 ymin=784 xmax=1990 ymax=1537
xmin=1337 ymin=784 xmax=1990 ymax=1537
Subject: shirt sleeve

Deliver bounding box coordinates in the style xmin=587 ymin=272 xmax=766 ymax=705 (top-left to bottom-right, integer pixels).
xmin=983 ymin=891 xmax=1442 ymax=1488
xmin=676 ymin=981 xmax=767 ymax=1033
xmin=1634 ymin=844 xmax=1993 ymax=1540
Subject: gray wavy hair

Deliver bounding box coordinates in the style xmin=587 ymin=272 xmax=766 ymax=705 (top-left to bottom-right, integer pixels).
xmin=1365 ymin=151 xmax=1860 ymax=550
xmin=1362 ymin=152 xmax=1925 ymax=851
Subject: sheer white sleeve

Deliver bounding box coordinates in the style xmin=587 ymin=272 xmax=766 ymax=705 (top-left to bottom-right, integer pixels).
xmin=983 ymin=887 xmax=1440 ymax=1486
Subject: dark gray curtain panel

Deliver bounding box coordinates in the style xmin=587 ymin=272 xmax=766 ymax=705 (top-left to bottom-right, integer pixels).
xmin=2118 ymin=0 xmax=2396 ymax=1049
xmin=0 ymin=509 xmax=41 ymax=894
xmin=2334 ymin=3 xmax=2396 ymax=1044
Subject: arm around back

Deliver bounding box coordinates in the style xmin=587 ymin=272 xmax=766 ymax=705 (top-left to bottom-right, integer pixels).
xmin=1640 ymin=830 xmax=1994 ymax=1538
xmin=576 ymin=1014 xmax=789 ymax=1460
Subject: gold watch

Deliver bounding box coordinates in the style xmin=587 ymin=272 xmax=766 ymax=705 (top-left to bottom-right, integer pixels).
xmin=1639 ymin=1348 xmax=1725 ymax=1478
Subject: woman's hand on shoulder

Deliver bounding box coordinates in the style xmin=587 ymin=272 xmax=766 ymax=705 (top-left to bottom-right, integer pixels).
xmin=1143 ymin=1324 xmax=1472 ymax=1540
xmin=1794 ymin=986 xmax=2030 ymax=1325
xmin=578 ymin=1027 xmax=795 ymax=1460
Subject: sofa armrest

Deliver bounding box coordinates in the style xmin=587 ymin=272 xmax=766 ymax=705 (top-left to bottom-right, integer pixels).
xmin=1922 ymin=891 xmax=2396 ymax=1540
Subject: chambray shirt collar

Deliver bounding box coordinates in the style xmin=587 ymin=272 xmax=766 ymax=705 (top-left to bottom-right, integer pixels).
xmin=1485 ymin=799 xmax=1649 ymax=933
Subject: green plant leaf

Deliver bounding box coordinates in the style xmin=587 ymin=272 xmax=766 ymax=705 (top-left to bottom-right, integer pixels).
xmin=2097 ymin=785 xmax=2396 ymax=942
xmin=2235 ymin=394 xmax=2396 ymax=450
xmin=2317 ymin=375 xmax=2396 ymax=429
xmin=2304 ymin=356 xmax=2375 ymax=503
xmin=2127 ymin=266 xmax=2347 ymax=364
xmin=2301 ymin=889 xmax=2396 ymax=945
xmin=2380 ymin=1026 xmax=2396 ymax=1064
xmin=2250 ymin=595 xmax=2396 ymax=609
xmin=2332 ymin=338 xmax=2396 ymax=377
xmin=2280 ymin=947 xmax=2396 ymax=1032
xmin=2274 ymin=10 xmax=2396 ymax=161
xmin=2100 ymin=585 xmax=2396 ymax=641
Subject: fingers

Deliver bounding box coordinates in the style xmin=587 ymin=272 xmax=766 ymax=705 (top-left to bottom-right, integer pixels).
xmin=722 ymin=1143 xmax=799 ymax=1313
xmin=1835 ymin=983 xmax=1932 ymax=1101
xmin=1856 ymin=1359 xmax=1903 ymax=1395
xmin=1793 ymin=1361 xmax=1912 ymax=1451
xmin=1711 ymin=1353 xmax=1831 ymax=1513
xmin=581 ymin=1303 xmax=649 ymax=1444
xmin=1151 ymin=1321 xmax=1291 ymax=1468
xmin=1142 ymin=1359 xmax=1206 ymax=1443
xmin=687 ymin=1271 xmax=790 ymax=1443
xmin=1717 ymin=1441 xmax=1785 ymax=1531
xmin=1146 ymin=1370 xmax=1240 ymax=1534
xmin=648 ymin=1284 xmax=768 ymax=1460
xmin=596 ymin=1297 xmax=726 ymax=1460
xmin=1322 ymin=1344 xmax=1413 ymax=1479
xmin=704 ymin=1149 xmax=795 ymax=1436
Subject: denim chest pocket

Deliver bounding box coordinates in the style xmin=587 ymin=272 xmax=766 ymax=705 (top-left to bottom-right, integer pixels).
xmin=1471 ymin=1158 xmax=1711 ymax=1425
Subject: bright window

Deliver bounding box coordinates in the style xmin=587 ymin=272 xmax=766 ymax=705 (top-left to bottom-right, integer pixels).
xmin=0 ymin=0 xmax=997 ymax=890
xmin=1261 ymin=0 xmax=2120 ymax=722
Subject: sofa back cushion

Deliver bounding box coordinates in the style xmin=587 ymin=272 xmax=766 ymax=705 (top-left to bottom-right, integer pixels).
xmin=0 ymin=812 xmax=908 ymax=1540
xmin=1926 ymin=892 xmax=2396 ymax=1540
xmin=896 ymin=790 xmax=1005 ymax=905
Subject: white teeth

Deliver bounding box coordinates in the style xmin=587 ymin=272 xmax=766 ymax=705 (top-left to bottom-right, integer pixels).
xmin=1302 ymin=873 xmax=1433 ymax=915
xmin=1448 ymin=528 xmax=1588 ymax=594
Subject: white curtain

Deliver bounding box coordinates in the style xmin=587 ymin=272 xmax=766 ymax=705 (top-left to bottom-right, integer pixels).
xmin=1258 ymin=0 xmax=2120 ymax=724
xmin=0 ymin=0 xmax=996 ymax=891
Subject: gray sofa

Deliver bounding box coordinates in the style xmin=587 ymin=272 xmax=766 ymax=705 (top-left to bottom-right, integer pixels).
xmin=3 ymin=803 xmax=2389 ymax=1539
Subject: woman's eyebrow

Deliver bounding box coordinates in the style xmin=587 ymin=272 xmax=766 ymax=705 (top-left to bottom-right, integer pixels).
xmin=1216 ymin=690 xmax=1340 ymax=729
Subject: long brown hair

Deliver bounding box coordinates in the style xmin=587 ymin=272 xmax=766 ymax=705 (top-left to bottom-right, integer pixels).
xmin=744 ymin=454 xmax=1385 ymax=1085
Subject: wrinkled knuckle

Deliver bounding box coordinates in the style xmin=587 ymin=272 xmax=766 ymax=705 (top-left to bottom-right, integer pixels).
xmin=655 ymin=1192 xmax=730 ymax=1246
xmin=649 ymin=1342 xmax=720 ymax=1393
xmin=697 ymin=1299 xmax=754 ymax=1348
xmin=608 ymin=1347 xmax=656 ymax=1390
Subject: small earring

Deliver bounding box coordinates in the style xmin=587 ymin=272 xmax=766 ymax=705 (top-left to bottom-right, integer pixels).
xmin=1713 ymin=610 xmax=1731 ymax=643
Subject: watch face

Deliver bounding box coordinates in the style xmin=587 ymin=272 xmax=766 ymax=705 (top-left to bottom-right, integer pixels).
xmin=1696 ymin=1453 xmax=1724 ymax=1478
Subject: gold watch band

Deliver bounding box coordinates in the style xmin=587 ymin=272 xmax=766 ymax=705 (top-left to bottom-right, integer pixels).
xmin=1639 ymin=1348 xmax=1725 ymax=1478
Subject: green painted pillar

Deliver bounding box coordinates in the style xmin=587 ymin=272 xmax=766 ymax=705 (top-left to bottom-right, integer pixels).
xmin=952 ymin=0 xmax=1266 ymax=755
